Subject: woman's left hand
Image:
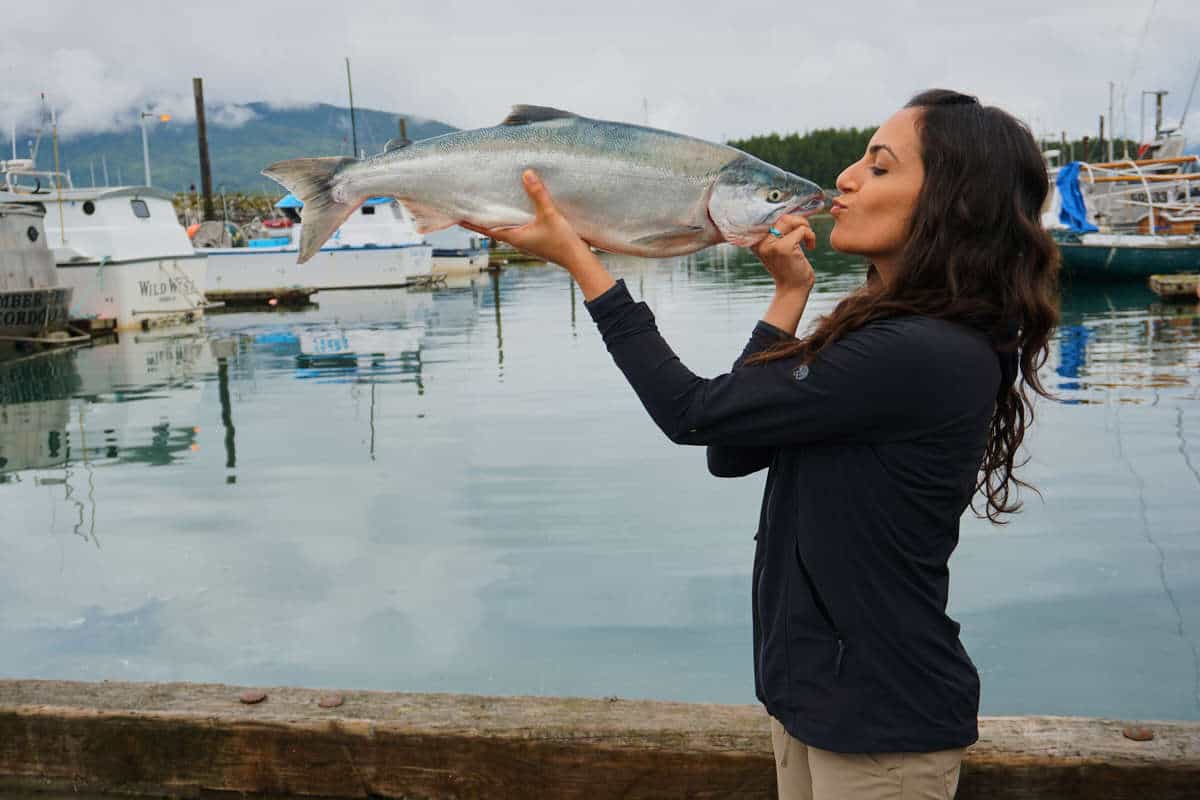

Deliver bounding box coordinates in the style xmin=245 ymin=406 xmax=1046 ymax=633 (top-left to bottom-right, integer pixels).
xmin=751 ymin=214 xmax=817 ymax=293
xmin=461 ymin=170 xmax=593 ymax=269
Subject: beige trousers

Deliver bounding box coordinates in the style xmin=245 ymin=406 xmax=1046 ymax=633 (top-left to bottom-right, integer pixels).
xmin=770 ymin=717 xmax=965 ymax=800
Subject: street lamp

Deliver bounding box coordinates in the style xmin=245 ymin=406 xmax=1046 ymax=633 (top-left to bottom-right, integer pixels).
xmin=138 ymin=111 xmax=171 ymax=187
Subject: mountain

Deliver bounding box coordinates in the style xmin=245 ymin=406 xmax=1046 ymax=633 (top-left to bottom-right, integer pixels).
xmin=8 ymin=102 xmax=458 ymax=194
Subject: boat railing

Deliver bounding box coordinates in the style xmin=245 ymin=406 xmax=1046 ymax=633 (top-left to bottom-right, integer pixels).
xmin=0 ymin=162 xmax=75 ymax=194
xmin=1075 ymin=155 xmax=1200 ymax=231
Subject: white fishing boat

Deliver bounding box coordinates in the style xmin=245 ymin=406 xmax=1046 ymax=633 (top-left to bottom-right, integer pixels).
xmin=1 ymin=164 xmax=208 ymax=331
xmin=199 ymin=195 xmax=434 ymax=303
xmin=0 ymin=200 xmax=76 ymax=356
xmin=424 ymin=226 xmax=490 ymax=275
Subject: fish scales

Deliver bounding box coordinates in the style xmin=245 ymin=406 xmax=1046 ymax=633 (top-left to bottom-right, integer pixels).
xmin=263 ymin=106 xmax=824 ymax=263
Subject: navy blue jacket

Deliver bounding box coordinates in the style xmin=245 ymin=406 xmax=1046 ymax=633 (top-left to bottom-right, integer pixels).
xmin=587 ymin=280 xmax=1000 ymax=753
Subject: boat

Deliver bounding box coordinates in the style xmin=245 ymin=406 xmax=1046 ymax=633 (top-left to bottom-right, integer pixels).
xmin=198 ymin=194 xmax=434 ymax=304
xmin=423 ymin=225 xmax=490 ymax=275
xmin=1 ymin=163 xmax=208 ymax=331
xmin=1046 ymin=145 xmax=1200 ymax=280
xmin=0 ymin=200 xmax=78 ymax=357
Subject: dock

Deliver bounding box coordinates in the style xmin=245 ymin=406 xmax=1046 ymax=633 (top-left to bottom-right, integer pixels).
xmin=1148 ymin=273 xmax=1200 ymax=301
xmin=1 ymin=680 xmax=1196 ymax=799
xmin=204 ymin=288 xmax=319 ymax=308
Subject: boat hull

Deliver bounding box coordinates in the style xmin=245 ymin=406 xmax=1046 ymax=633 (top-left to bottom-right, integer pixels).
xmin=1054 ymin=232 xmax=1200 ymax=280
xmin=203 ymin=243 xmax=434 ymax=296
xmin=432 ymin=249 xmax=490 ymax=275
xmin=0 ymin=287 xmax=72 ymax=338
xmin=55 ymin=254 xmax=208 ymax=330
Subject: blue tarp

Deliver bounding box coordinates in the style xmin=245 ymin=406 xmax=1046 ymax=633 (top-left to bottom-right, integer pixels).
xmin=275 ymin=194 xmax=391 ymax=208
xmin=1056 ymin=162 xmax=1098 ymax=233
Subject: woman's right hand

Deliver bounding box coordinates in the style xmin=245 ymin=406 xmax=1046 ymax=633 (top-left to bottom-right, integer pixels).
xmin=751 ymin=214 xmax=817 ymax=292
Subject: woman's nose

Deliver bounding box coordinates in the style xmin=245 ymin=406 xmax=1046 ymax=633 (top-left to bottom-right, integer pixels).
xmin=835 ymin=164 xmax=857 ymax=195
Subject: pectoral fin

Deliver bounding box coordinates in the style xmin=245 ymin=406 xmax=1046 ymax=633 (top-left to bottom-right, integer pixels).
xmin=630 ymin=227 xmax=708 ymax=251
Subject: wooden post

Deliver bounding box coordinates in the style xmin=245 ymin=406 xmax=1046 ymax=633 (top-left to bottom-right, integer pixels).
xmin=1082 ymin=135 xmax=1091 ymax=162
xmin=192 ymin=78 xmax=216 ymax=222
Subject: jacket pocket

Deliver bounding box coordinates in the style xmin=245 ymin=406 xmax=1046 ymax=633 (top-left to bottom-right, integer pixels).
xmin=793 ymin=534 xmax=847 ymax=677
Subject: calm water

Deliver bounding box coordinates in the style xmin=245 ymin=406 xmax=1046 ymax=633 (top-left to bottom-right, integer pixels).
xmin=2 ymin=222 xmax=1198 ymax=721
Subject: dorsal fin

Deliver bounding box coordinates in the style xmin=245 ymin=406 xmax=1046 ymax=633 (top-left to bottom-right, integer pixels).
xmin=499 ymin=105 xmax=578 ymax=126
xmin=384 ymin=137 xmax=411 ymax=152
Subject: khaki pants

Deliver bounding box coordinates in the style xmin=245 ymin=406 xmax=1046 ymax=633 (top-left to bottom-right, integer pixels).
xmin=770 ymin=717 xmax=964 ymax=800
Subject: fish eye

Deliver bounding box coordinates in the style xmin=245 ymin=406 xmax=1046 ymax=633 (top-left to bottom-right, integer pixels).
xmin=765 ymin=189 xmax=787 ymax=203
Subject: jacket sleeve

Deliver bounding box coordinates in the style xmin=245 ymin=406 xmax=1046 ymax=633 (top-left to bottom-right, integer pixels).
xmin=705 ymin=320 xmax=795 ymax=478
xmin=585 ymin=280 xmax=961 ymax=448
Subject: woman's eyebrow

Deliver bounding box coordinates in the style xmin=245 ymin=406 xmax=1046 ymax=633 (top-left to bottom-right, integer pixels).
xmin=868 ymin=144 xmax=900 ymax=162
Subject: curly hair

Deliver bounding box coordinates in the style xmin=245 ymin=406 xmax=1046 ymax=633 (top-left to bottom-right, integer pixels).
xmin=748 ymin=89 xmax=1060 ymax=522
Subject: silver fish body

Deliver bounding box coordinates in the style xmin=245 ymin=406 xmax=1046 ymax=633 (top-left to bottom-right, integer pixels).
xmin=263 ymin=106 xmax=824 ymax=263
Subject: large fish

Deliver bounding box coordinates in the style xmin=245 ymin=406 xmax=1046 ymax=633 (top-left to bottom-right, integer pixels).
xmin=263 ymin=105 xmax=825 ymax=264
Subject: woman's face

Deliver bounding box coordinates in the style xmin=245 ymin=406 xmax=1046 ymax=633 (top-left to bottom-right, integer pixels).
xmin=830 ymin=107 xmax=926 ymax=280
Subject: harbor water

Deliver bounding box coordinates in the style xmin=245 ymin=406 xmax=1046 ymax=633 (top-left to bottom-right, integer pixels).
xmin=2 ymin=220 xmax=1198 ymax=722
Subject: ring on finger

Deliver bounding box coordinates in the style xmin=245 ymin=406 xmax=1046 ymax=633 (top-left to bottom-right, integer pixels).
xmin=768 ymin=226 xmax=783 ymax=238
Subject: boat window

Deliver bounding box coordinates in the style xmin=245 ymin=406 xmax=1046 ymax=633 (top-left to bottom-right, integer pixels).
xmin=361 ymin=206 xmax=376 ymax=215
xmin=130 ymin=199 xmax=150 ymax=219
xmin=82 ymin=200 xmax=96 ymax=215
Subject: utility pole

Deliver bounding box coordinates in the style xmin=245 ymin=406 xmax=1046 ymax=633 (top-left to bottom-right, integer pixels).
xmin=1154 ymin=90 xmax=1168 ymax=138
xmin=193 ymin=77 xmax=216 ymax=221
xmin=138 ymin=110 xmax=171 ymax=186
xmin=345 ymin=57 xmax=359 ymax=158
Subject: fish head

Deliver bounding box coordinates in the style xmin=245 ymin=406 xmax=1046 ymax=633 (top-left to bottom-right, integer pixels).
xmin=708 ymin=156 xmax=825 ymax=247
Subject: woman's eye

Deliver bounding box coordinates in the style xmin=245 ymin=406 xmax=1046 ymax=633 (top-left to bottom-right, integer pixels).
xmin=766 ymin=189 xmax=785 ymax=203
xmin=870 ymin=167 xmax=888 ymax=177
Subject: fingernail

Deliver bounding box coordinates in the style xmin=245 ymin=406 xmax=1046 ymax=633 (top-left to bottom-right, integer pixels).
xmin=523 ymin=170 xmax=538 ymax=185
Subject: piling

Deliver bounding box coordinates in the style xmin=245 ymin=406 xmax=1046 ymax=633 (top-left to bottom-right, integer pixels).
xmin=0 ymin=679 xmax=1196 ymax=800
xmin=192 ymin=77 xmax=216 ymax=222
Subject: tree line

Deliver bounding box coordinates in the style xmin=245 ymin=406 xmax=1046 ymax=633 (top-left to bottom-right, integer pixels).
xmin=730 ymin=128 xmax=1146 ymax=188
xmin=728 ymin=128 xmax=877 ymax=190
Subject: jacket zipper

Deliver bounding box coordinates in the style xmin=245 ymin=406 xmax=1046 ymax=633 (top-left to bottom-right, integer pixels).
xmin=794 ymin=537 xmax=847 ymax=677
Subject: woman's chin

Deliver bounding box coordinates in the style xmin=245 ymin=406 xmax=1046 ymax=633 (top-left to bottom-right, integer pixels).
xmin=828 ymin=228 xmax=852 ymax=255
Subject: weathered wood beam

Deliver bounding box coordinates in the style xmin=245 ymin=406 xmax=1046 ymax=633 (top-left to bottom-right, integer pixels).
xmin=1 ymin=680 xmax=1196 ymax=799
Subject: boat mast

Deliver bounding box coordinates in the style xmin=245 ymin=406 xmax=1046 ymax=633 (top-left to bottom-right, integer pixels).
xmin=345 ymin=57 xmax=359 ymax=158
xmin=50 ymin=107 xmax=66 ymax=246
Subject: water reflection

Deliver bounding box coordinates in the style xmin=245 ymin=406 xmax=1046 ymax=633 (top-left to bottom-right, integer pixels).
xmin=1055 ymin=282 xmax=1200 ymax=398
xmin=0 ymin=352 xmax=80 ymax=477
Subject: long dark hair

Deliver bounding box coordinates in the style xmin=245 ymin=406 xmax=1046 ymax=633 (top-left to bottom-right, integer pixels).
xmin=749 ymin=89 xmax=1060 ymax=522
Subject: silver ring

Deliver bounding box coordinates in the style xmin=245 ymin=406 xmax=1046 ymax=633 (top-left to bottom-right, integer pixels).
xmin=768 ymin=226 xmax=783 ymax=238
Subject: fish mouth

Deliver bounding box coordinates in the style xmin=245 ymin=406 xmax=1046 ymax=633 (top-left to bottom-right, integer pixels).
xmin=757 ymin=193 xmax=826 ymax=226
xmin=789 ymin=193 xmax=827 ymax=217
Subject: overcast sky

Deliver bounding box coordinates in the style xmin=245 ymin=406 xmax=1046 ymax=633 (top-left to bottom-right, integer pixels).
xmin=2 ymin=0 xmax=1198 ymax=145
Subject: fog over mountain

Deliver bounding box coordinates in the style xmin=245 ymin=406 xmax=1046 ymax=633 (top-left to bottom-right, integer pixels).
xmin=3 ymin=103 xmax=456 ymax=193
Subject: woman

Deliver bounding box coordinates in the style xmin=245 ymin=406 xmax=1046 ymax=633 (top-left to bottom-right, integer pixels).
xmin=469 ymin=89 xmax=1058 ymax=799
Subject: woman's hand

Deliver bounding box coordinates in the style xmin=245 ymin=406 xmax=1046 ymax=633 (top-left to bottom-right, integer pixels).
xmin=751 ymin=214 xmax=817 ymax=292
xmin=461 ymin=170 xmax=593 ymax=269
xmin=464 ymin=169 xmax=616 ymax=300
xmin=753 ymin=214 xmax=817 ymax=335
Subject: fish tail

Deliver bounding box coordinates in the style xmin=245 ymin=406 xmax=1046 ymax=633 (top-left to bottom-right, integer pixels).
xmin=261 ymin=156 xmax=360 ymax=263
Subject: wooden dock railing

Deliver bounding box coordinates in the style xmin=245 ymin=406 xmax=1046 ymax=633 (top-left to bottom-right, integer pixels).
xmin=1 ymin=680 xmax=1196 ymax=799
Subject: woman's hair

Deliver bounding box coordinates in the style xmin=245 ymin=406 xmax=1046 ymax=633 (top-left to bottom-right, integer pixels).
xmin=749 ymin=88 xmax=1060 ymax=523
